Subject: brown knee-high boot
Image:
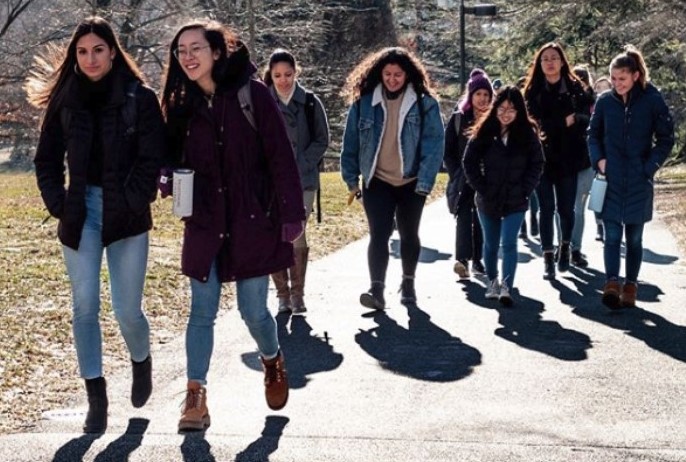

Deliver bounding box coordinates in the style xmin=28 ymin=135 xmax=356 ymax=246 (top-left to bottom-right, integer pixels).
xmin=271 ymin=270 xmax=291 ymax=312
xmin=290 ymin=247 xmax=309 ymax=313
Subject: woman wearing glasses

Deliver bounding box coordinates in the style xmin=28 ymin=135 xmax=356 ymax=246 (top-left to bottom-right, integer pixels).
xmin=27 ymin=16 xmax=164 ymax=433
xmin=161 ymin=20 xmax=305 ymax=431
xmin=523 ymin=43 xmax=593 ymax=280
xmin=463 ymin=86 xmax=544 ymax=306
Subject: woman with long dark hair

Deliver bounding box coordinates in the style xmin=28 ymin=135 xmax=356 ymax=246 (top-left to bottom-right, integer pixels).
xmin=26 ymin=16 xmax=164 ymax=433
xmin=463 ymin=86 xmax=544 ymax=306
xmin=340 ymin=46 xmax=444 ymax=309
xmin=523 ymin=42 xmax=593 ymax=280
xmin=160 ymin=20 xmax=305 ymax=431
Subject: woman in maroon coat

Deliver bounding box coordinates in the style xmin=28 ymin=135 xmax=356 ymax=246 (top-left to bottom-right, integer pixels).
xmin=161 ymin=20 xmax=305 ymax=431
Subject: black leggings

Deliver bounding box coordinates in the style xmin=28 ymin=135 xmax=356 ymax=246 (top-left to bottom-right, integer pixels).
xmin=362 ymin=178 xmax=427 ymax=285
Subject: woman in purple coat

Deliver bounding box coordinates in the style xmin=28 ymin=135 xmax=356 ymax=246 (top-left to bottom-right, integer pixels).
xmin=161 ymin=20 xmax=305 ymax=431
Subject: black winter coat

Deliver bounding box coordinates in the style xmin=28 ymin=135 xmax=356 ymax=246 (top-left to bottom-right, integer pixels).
xmin=463 ymin=130 xmax=545 ymax=219
xmin=34 ymin=71 xmax=165 ymax=249
xmin=443 ymin=108 xmax=476 ymax=214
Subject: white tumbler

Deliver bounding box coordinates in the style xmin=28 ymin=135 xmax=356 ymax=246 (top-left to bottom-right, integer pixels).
xmin=587 ymin=174 xmax=607 ymax=213
xmin=173 ymin=169 xmax=194 ymax=217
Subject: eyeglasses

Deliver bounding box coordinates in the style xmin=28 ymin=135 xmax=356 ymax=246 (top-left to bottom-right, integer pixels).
xmin=497 ymin=107 xmax=517 ymax=116
xmin=541 ymin=56 xmax=561 ymax=63
xmin=173 ymin=45 xmax=210 ymax=60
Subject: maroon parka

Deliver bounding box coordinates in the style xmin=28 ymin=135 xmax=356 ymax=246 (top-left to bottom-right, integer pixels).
xmin=178 ymin=67 xmax=305 ymax=283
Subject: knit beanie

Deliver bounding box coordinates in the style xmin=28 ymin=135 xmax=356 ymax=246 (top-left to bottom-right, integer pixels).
xmin=459 ymin=68 xmax=493 ymax=112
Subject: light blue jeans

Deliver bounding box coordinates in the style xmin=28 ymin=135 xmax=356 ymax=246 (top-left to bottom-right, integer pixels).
xmin=187 ymin=261 xmax=279 ymax=384
xmin=478 ymin=210 xmax=525 ymax=291
xmin=63 ymin=186 xmax=150 ymax=379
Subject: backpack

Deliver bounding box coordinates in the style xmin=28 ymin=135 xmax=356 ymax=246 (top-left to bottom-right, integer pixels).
xmin=60 ymin=80 xmax=139 ymax=137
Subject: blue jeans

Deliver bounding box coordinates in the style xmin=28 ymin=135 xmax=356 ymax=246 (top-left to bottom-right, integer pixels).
xmin=63 ymin=186 xmax=150 ymax=379
xmin=187 ymin=261 xmax=279 ymax=384
xmin=603 ymin=220 xmax=645 ymax=283
xmin=537 ymin=174 xmax=577 ymax=251
xmin=478 ymin=210 xmax=525 ymax=290
xmin=571 ymin=167 xmax=594 ymax=251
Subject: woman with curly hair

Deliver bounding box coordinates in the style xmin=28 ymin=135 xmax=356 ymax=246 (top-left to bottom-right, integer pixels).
xmin=340 ymin=47 xmax=444 ymax=310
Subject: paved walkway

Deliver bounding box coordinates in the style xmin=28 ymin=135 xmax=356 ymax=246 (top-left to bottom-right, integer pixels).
xmin=2 ymin=200 xmax=686 ymax=461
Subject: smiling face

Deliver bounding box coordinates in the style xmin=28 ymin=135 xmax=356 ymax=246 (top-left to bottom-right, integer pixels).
xmin=471 ymin=88 xmax=492 ymax=114
xmin=176 ymin=28 xmax=219 ymax=93
xmin=270 ymin=61 xmax=296 ymax=95
xmin=496 ymin=100 xmax=518 ymax=129
xmin=539 ymin=48 xmax=563 ymax=83
xmin=381 ymin=63 xmax=407 ymax=93
xmin=610 ymin=67 xmax=639 ymax=99
xmin=75 ymin=33 xmax=115 ymax=82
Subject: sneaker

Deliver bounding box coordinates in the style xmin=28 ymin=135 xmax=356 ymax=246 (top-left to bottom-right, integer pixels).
xmin=261 ymin=351 xmax=289 ymax=410
xmin=571 ymin=250 xmax=588 ymax=268
xmin=471 ymin=260 xmax=485 ymax=275
xmin=360 ymin=282 xmax=386 ymax=310
xmin=178 ymin=381 xmax=210 ymax=432
xmin=277 ymin=297 xmax=291 ymax=313
xmin=485 ymin=279 xmax=500 ymax=299
xmin=399 ymin=276 xmax=416 ymax=304
xmin=499 ymin=285 xmax=513 ymax=307
xmin=620 ymin=282 xmax=637 ymax=308
xmin=453 ymin=260 xmax=470 ymax=279
xmin=601 ymin=280 xmax=621 ymax=309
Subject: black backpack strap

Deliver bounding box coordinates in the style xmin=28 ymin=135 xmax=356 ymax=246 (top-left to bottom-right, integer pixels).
xmin=238 ymin=81 xmax=257 ymax=131
xmin=121 ymin=81 xmax=139 ymax=136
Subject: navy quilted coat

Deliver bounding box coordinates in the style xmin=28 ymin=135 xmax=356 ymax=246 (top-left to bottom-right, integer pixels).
xmin=588 ymin=83 xmax=674 ymax=224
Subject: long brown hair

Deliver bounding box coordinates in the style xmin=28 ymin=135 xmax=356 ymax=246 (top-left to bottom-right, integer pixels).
xmin=522 ymin=42 xmax=579 ymax=99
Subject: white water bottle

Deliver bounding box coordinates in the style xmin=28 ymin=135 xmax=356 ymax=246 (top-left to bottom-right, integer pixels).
xmin=172 ymin=169 xmax=194 ymax=217
xmin=588 ymin=174 xmax=607 ymax=213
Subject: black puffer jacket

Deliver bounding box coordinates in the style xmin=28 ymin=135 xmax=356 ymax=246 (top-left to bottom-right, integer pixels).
xmin=443 ymin=108 xmax=476 ymax=214
xmin=34 ymin=70 xmax=165 ymax=249
xmin=463 ymin=130 xmax=545 ymax=219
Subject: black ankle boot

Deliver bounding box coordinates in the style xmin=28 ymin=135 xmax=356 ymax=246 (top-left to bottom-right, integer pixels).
xmin=543 ymin=252 xmax=556 ymax=280
xmin=558 ymin=242 xmax=571 ymax=272
xmin=399 ymin=276 xmax=416 ymax=304
xmin=131 ymin=355 xmax=152 ymax=408
xmin=360 ymin=282 xmax=385 ymax=310
xmin=84 ymin=377 xmax=108 ymax=433
xmin=571 ymin=250 xmax=588 ymax=268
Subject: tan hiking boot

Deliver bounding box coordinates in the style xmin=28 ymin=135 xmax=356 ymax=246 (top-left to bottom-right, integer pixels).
xmin=602 ymin=280 xmax=621 ymax=309
xmin=620 ymin=282 xmax=637 ymax=308
xmin=178 ymin=381 xmax=210 ymax=432
xmin=261 ymin=351 xmax=289 ymax=410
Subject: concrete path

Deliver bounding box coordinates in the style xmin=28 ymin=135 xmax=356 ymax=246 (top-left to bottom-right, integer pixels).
xmin=2 ymin=200 xmax=685 ymax=461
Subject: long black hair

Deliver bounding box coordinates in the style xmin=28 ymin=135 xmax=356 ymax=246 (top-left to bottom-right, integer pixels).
xmin=471 ymin=86 xmax=541 ymax=145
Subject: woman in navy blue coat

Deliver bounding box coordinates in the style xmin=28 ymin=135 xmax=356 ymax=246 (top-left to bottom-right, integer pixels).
xmin=588 ymin=46 xmax=674 ymax=309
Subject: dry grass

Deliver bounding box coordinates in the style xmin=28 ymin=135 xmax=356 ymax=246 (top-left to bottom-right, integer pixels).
xmin=0 ymin=171 xmax=447 ymax=434
xmin=654 ymin=164 xmax=686 ymax=256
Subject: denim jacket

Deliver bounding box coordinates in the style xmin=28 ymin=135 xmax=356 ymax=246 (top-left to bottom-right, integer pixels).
xmin=341 ymin=83 xmax=444 ymax=195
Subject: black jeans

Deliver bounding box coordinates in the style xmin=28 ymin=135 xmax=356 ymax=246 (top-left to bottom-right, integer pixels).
xmin=536 ymin=173 xmax=577 ymax=251
xmin=455 ymin=201 xmax=483 ymax=262
xmin=363 ymin=178 xmax=426 ymax=285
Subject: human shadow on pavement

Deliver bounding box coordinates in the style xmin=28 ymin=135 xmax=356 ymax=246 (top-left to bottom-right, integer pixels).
xmin=181 ymin=431 xmax=216 ymax=462
xmin=234 ymin=415 xmax=289 ymax=462
xmin=92 ymin=417 xmax=149 ymax=462
xmin=241 ymin=313 xmax=344 ymax=389
xmin=641 ymin=247 xmax=679 ymax=265
xmin=560 ymin=269 xmax=686 ymax=362
xmin=355 ymin=302 xmax=481 ymax=381
xmin=390 ymin=239 xmax=452 ymax=263
xmin=52 ymin=433 xmax=101 ymax=462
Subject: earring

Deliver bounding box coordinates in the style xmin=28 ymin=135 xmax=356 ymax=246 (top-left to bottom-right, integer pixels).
xmin=73 ymin=63 xmax=81 ymax=75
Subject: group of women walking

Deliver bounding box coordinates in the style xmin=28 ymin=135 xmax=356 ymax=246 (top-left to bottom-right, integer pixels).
xmin=26 ymin=15 xmax=673 ymax=435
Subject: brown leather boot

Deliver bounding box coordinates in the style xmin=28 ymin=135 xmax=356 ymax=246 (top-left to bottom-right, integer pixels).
xmin=261 ymin=351 xmax=289 ymax=410
xmin=620 ymin=282 xmax=637 ymax=308
xmin=290 ymin=247 xmax=309 ymax=313
xmin=271 ymin=270 xmax=291 ymax=313
xmin=178 ymin=381 xmax=210 ymax=432
xmin=602 ymin=280 xmax=621 ymax=309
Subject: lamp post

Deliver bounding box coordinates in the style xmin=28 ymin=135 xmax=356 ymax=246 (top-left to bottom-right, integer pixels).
xmin=460 ymin=0 xmax=497 ymax=92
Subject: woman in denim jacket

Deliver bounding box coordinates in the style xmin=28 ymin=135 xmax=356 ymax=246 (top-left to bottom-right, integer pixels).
xmin=341 ymin=47 xmax=444 ymax=309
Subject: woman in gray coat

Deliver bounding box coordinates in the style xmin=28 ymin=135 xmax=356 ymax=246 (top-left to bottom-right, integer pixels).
xmin=263 ymin=49 xmax=330 ymax=314
xmin=588 ymin=45 xmax=674 ymax=309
